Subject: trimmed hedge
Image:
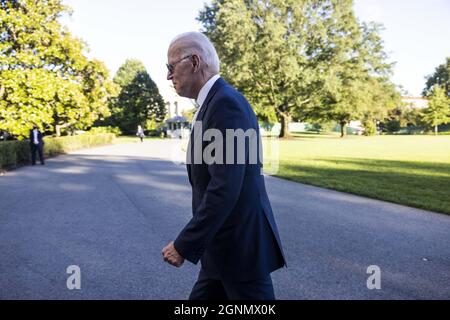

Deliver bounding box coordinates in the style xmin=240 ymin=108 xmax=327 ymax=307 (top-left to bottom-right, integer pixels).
xmin=0 ymin=133 xmax=115 ymax=169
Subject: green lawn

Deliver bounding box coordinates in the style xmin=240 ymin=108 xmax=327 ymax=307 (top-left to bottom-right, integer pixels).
xmin=263 ymin=133 xmax=450 ymax=215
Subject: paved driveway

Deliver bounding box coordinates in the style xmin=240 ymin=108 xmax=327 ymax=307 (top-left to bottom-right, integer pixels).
xmin=0 ymin=140 xmax=449 ymax=299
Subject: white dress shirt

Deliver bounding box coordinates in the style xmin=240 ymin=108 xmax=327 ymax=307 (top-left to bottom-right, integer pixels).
xmin=191 ymin=74 xmax=220 ymax=127
xmin=33 ymin=129 xmax=39 ymax=144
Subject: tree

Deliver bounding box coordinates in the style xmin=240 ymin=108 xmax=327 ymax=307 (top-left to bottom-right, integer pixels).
xmin=422 ymin=86 xmax=450 ymax=135
xmin=423 ymin=57 xmax=450 ymax=98
xmin=359 ymin=78 xmax=401 ymax=135
xmin=181 ymin=108 xmax=196 ymax=122
xmin=198 ymin=0 xmax=399 ymax=138
xmin=0 ymin=0 xmax=116 ymax=139
xmin=107 ymin=59 xmax=166 ymax=135
xmin=199 ymin=0 xmax=318 ymax=138
xmin=381 ymin=105 xmax=424 ymax=134
xmin=292 ymin=14 xmax=399 ymax=137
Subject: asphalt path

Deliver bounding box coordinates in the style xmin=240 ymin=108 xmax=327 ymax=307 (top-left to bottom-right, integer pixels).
xmin=0 ymin=139 xmax=449 ymax=299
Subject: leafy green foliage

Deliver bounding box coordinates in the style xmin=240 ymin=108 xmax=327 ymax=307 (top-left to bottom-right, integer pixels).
xmin=0 ymin=0 xmax=116 ymax=139
xmin=423 ymin=57 xmax=450 ymax=98
xmin=198 ymin=0 xmax=400 ymax=138
xmin=380 ymin=106 xmax=425 ymax=134
xmin=181 ymin=108 xmax=196 ymax=122
xmin=362 ymin=119 xmax=376 ymax=136
xmin=422 ymin=86 xmax=450 ymax=134
xmin=105 ymin=59 xmax=166 ymax=135
xmin=88 ymin=126 xmax=122 ymax=136
xmin=385 ymin=119 xmax=401 ymax=133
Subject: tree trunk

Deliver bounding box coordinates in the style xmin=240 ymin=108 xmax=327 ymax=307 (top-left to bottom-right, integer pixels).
xmin=55 ymin=123 xmax=71 ymax=137
xmin=55 ymin=125 xmax=62 ymax=137
xmin=435 ymin=125 xmax=438 ymax=135
xmin=279 ymin=113 xmax=292 ymax=138
xmin=340 ymin=121 xmax=347 ymax=138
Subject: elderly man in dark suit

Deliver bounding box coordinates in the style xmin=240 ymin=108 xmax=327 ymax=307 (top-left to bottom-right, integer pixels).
xmin=162 ymin=32 xmax=286 ymax=300
xmin=29 ymin=125 xmax=45 ymax=165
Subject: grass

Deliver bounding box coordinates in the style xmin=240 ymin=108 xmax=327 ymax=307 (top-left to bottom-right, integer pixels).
xmin=263 ymin=133 xmax=450 ymax=215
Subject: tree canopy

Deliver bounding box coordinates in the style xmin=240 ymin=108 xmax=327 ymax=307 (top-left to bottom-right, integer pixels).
xmin=0 ymin=0 xmax=116 ymax=139
xmin=106 ymin=59 xmax=166 ymax=135
xmin=423 ymin=57 xmax=450 ymax=98
xmin=422 ymin=85 xmax=450 ymax=134
xmin=198 ymin=0 xmax=400 ymax=137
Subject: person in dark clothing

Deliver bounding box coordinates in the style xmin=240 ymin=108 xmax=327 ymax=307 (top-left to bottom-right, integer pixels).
xmin=162 ymin=32 xmax=286 ymax=300
xmin=29 ymin=125 xmax=45 ymax=165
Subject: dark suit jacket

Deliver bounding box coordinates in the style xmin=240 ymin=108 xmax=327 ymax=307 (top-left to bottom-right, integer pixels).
xmin=174 ymin=78 xmax=286 ymax=281
xmin=29 ymin=130 xmax=44 ymax=146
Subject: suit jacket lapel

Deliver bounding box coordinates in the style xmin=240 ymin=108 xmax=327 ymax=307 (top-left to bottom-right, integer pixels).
xmin=196 ymin=77 xmax=226 ymax=124
xmin=187 ymin=77 xmax=226 ymax=177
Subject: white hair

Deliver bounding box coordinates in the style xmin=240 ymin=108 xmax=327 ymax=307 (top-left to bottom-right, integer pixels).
xmin=170 ymin=32 xmax=220 ymax=74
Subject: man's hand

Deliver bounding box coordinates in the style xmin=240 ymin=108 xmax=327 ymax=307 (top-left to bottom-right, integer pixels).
xmin=162 ymin=241 xmax=185 ymax=267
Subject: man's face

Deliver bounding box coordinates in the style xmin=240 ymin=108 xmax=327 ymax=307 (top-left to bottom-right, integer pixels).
xmin=167 ymin=45 xmax=195 ymax=99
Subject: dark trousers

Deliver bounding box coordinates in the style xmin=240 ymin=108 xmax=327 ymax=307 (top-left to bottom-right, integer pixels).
xmin=189 ymin=268 xmax=275 ymax=300
xmin=30 ymin=143 xmax=44 ymax=165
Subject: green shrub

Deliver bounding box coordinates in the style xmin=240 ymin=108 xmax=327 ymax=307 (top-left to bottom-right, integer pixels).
xmin=386 ymin=120 xmax=401 ymax=133
xmin=0 ymin=133 xmax=115 ymax=169
xmin=0 ymin=141 xmax=18 ymax=168
xmin=88 ymin=126 xmax=122 ymax=136
xmin=363 ymin=119 xmax=377 ymax=136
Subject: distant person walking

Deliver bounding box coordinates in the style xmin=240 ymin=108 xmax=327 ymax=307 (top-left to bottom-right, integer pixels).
xmin=136 ymin=125 xmax=145 ymax=142
xmin=29 ymin=125 xmax=45 ymax=165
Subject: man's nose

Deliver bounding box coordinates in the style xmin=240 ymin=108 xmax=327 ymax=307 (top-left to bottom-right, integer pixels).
xmin=167 ymin=71 xmax=173 ymax=81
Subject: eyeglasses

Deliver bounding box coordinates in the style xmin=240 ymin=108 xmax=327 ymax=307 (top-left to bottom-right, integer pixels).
xmin=166 ymin=55 xmax=193 ymax=74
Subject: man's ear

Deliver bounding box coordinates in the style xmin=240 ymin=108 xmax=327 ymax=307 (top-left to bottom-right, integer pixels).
xmin=191 ymin=55 xmax=201 ymax=73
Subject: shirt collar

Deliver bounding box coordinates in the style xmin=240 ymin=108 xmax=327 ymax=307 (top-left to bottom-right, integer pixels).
xmin=196 ymin=74 xmax=220 ymax=108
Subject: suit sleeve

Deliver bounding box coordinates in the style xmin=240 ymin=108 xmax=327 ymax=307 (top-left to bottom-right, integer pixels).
xmin=174 ymin=96 xmax=249 ymax=264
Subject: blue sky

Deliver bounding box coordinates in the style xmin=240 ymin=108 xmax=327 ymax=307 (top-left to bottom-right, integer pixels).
xmin=61 ymin=0 xmax=450 ymax=110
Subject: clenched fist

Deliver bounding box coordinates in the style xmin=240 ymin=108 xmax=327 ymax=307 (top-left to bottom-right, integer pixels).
xmin=162 ymin=241 xmax=185 ymax=267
